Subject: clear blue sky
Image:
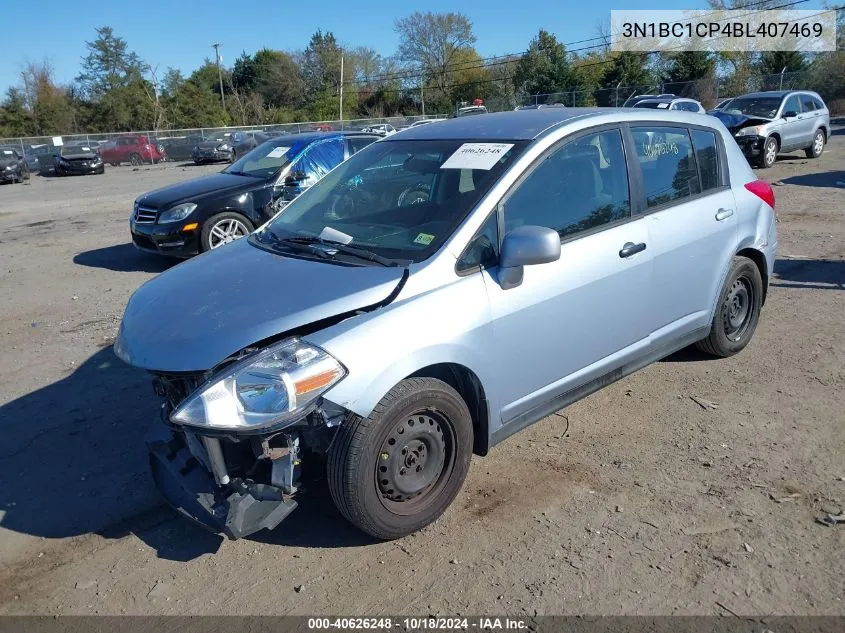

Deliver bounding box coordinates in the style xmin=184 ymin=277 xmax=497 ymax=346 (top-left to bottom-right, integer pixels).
xmin=0 ymin=0 xmax=829 ymax=92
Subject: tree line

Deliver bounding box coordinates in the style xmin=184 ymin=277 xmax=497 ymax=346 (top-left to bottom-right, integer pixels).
xmin=1 ymin=7 xmax=842 ymax=138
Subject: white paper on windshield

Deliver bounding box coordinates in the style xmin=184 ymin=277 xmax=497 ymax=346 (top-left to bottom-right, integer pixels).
xmin=52 ymin=136 xmax=63 ymax=146
xmin=266 ymin=146 xmax=290 ymax=158
xmin=440 ymin=143 xmax=514 ymax=171
xmin=82 ymin=147 xmax=90 ymax=151
xmin=319 ymin=226 xmax=353 ymax=244
xmin=657 ymin=102 xmax=670 ymax=109
xmin=2 ymin=150 xmax=12 ymax=155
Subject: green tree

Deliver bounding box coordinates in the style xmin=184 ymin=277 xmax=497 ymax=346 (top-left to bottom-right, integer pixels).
xmin=76 ymin=27 xmax=144 ymax=98
xmin=301 ymin=31 xmax=343 ymax=95
xmin=0 ymin=88 xmax=35 ymax=137
xmin=513 ymin=30 xmax=579 ymax=101
xmin=758 ymin=50 xmax=807 ymax=76
xmin=601 ymin=52 xmax=654 ymax=105
xmin=395 ymin=12 xmax=475 ymax=97
xmin=664 ymin=51 xmax=715 ymax=84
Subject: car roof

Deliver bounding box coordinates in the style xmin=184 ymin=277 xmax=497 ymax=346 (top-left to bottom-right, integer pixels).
xmin=389 ymin=107 xmax=724 ymax=142
xmin=736 ymin=90 xmax=815 ymax=99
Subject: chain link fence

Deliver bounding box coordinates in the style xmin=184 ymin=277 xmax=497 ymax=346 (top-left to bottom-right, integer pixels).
xmin=0 ymin=114 xmax=445 ymax=157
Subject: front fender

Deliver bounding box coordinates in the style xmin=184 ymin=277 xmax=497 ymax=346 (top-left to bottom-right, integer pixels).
xmin=303 ymin=270 xmax=500 ymax=433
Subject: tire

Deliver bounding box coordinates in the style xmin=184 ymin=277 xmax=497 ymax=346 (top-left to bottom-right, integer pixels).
xmin=755 ymin=136 xmax=778 ymax=168
xmin=695 ymin=256 xmax=764 ymax=358
xmin=129 ymin=153 xmax=141 ymax=167
xmin=199 ymin=212 xmax=254 ymax=252
xmin=327 ymin=377 xmax=473 ymax=540
xmin=805 ymin=129 xmax=825 ymax=159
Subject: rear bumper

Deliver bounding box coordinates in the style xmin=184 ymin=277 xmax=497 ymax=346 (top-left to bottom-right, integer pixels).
xmin=130 ymin=220 xmax=200 ymax=257
xmin=147 ymin=425 xmax=298 ymax=540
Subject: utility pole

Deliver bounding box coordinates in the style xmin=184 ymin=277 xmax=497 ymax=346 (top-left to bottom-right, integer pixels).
xmin=339 ymin=54 xmax=344 ymax=124
xmin=212 ymin=42 xmax=225 ymax=110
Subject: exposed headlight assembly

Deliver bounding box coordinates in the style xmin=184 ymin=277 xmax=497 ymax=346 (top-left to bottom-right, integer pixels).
xmin=158 ymin=202 xmax=197 ymax=223
xmin=171 ymin=338 xmax=346 ymax=433
xmin=735 ymin=125 xmax=765 ymax=137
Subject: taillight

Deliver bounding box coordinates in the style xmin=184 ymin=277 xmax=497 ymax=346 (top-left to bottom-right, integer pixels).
xmin=744 ymin=180 xmax=775 ymax=209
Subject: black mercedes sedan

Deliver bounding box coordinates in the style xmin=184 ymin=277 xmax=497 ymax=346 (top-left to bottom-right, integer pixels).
xmin=191 ymin=135 xmax=234 ymax=164
xmin=0 ymin=146 xmax=30 ymax=183
xmin=130 ymin=132 xmax=379 ymax=257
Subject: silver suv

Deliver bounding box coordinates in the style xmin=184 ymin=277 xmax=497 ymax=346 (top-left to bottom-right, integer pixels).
xmin=116 ymin=108 xmax=778 ymax=541
xmin=716 ymin=90 xmax=830 ymax=168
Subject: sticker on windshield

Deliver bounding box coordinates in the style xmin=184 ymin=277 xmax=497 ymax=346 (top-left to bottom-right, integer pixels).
xmin=440 ymin=143 xmax=514 ymax=171
xmin=413 ymin=232 xmax=435 ymax=246
xmin=319 ymin=226 xmax=353 ymax=244
xmin=266 ymin=146 xmax=290 ymax=158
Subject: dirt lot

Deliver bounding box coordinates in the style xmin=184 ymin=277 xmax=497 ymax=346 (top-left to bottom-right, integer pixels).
xmin=0 ymin=134 xmax=843 ymax=617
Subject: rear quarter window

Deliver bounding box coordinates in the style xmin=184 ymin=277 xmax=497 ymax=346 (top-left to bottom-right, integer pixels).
xmin=690 ymin=129 xmax=722 ymax=191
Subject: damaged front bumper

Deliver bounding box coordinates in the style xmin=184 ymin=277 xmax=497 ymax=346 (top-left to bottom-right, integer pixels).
xmin=147 ymin=424 xmax=300 ymax=540
xmin=734 ymin=134 xmax=766 ymax=159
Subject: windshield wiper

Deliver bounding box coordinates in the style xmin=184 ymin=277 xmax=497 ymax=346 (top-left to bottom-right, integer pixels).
xmin=226 ymin=169 xmax=263 ymax=178
xmin=249 ymin=231 xmax=331 ymax=259
xmin=279 ymin=236 xmax=401 ymax=267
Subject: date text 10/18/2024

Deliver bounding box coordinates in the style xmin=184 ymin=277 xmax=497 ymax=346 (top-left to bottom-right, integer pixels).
xmin=307 ymin=617 xmax=528 ymax=630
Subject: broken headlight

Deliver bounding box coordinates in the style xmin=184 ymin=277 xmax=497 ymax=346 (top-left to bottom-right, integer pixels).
xmin=170 ymin=338 xmax=346 ymax=432
xmin=735 ymin=125 xmax=765 ymax=137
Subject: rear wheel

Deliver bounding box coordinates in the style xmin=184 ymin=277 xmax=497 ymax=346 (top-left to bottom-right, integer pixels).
xmin=200 ymin=212 xmax=254 ymax=252
xmin=328 ymin=377 xmax=473 ymax=540
xmin=756 ymin=136 xmax=778 ymax=168
xmin=805 ymin=129 xmax=825 ymax=158
xmin=696 ymin=256 xmax=763 ymax=358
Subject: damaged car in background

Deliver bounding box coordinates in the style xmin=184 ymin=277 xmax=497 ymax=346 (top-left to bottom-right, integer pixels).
xmin=711 ymin=90 xmax=830 ymax=168
xmin=115 ymin=108 xmax=777 ymax=542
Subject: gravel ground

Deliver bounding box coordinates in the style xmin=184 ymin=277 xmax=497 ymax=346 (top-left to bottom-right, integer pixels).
xmin=0 ymin=136 xmax=843 ymax=616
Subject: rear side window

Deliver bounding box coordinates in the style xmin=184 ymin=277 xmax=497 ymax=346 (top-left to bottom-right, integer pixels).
xmin=690 ymin=129 xmax=721 ymax=191
xmin=675 ymin=101 xmax=699 ymax=112
xmin=502 ymin=128 xmax=631 ymax=238
xmin=812 ymin=97 xmax=825 ymax=110
xmin=800 ymin=95 xmax=817 ymax=111
xmin=631 ymin=127 xmax=701 ymax=209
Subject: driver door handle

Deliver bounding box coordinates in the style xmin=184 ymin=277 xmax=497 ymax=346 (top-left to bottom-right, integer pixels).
xmin=619 ymin=242 xmax=646 ymax=258
xmin=715 ymin=208 xmax=734 ymax=221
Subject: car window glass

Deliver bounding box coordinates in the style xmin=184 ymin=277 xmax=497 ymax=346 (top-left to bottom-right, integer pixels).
xmin=457 ymin=212 xmax=499 ymax=273
xmin=348 ymin=136 xmax=376 ymax=154
xmin=783 ymin=95 xmax=800 ymax=114
xmin=690 ymin=129 xmax=720 ymax=191
xmin=678 ymin=102 xmax=699 ymax=112
xmin=631 ymin=126 xmax=701 ymax=209
xmin=800 ymin=95 xmax=817 ymax=112
xmin=812 ymin=97 xmax=824 ymax=110
xmin=503 ymin=129 xmax=631 ymax=237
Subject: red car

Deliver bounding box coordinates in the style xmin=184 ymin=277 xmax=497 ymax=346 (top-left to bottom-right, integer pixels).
xmin=100 ymin=135 xmax=166 ymax=166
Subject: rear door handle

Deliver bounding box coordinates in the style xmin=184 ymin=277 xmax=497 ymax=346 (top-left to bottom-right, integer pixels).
xmin=619 ymin=242 xmax=646 ymax=258
xmin=715 ymin=208 xmax=734 ymax=221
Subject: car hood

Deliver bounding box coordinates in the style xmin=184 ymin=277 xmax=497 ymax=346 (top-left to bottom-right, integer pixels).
xmin=196 ymin=141 xmax=228 ymax=151
xmin=711 ymin=111 xmax=774 ymax=133
xmin=114 ymin=238 xmax=406 ymax=372
xmin=61 ymin=151 xmax=99 ymax=160
xmin=0 ymin=158 xmax=19 ymax=168
xmin=137 ymin=172 xmax=261 ymax=207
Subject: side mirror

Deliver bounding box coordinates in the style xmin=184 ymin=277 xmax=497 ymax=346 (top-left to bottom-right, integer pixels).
xmin=782 ymin=110 xmax=798 ymax=119
xmin=497 ymin=225 xmax=561 ymax=290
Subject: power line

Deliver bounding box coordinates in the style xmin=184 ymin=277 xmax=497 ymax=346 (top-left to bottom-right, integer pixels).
xmin=345 ymin=0 xmax=812 ymax=87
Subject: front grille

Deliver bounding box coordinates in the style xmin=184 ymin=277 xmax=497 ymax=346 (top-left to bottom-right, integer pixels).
xmin=134 ymin=204 xmax=158 ymax=224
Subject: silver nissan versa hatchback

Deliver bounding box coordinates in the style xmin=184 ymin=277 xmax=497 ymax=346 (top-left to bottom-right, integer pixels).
xmin=115 ymin=108 xmax=777 ymax=541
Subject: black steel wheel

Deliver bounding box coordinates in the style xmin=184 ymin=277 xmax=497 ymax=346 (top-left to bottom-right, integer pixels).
xmin=328 ymin=377 xmax=473 ymax=540
xmin=696 ymin=256 xmax=763 ymax=357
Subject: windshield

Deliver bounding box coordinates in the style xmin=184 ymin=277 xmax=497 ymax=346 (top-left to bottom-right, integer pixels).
xmin=633 ymin=101 xmax=670 ymax=109
xmin=61 ymin=145 xmax=94 ymax=155
xmin=257 ymin=138 xmax=527 ymax=263
xmin=723 ymin=96 xmax=782 ymax=119
xmin=223 ymin=140 xmax=294 ymax=178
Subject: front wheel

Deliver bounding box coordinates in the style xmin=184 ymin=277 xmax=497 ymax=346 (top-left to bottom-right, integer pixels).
xmin=695 ymin=256 xmax=763 ymax=358
xmin=805 ymin=129 xmax=825 ymax=158
xmin=328 ymin=377 xmax=473 ymax=540
xmin=756 ymin=136 xmax=778 ymax=169
xmin=200 ymin=212 xmax=254 ymax=252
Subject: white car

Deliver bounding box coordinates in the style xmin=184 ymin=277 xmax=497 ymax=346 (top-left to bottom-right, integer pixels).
xmin=633 ymin=97 xmax=706 ymax=114
xmin=362 ymin=124 xmax=396 ymax=137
